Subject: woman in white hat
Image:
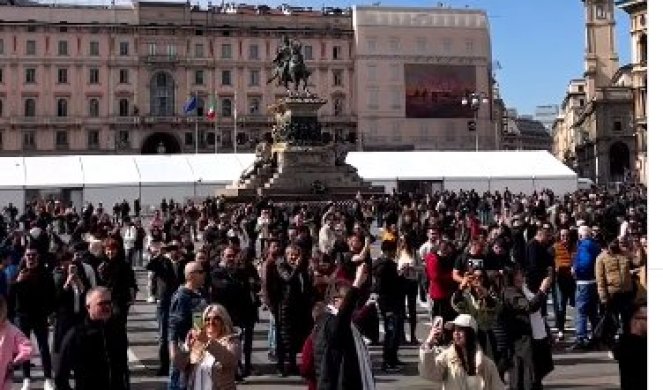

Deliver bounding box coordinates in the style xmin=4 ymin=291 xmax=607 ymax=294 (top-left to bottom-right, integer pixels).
xmin=419 ymin=313 xmax=503 ymax=390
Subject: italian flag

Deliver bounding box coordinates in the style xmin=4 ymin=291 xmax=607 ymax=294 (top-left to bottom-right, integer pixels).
xmin=206 ymin=96 xmax=216 ymax=121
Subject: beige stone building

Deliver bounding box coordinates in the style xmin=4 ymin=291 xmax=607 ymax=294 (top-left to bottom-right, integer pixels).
xmin=617 ymin=0 xmax=647 ymax=183
xmin=0 ymin=2 xmax=357 ymax=154
xmin=552 ymin=79 xmax=587 ymax=164
xmin=0 ymin=2 xmax=497 ymax=155
xmin=551 ymin=0 xmax=636 ymax=184
xmin=352 ymin=6 xmax=494 ymax=151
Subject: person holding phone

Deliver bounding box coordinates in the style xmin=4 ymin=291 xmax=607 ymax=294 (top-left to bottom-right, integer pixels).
xmin=52 ymin=252 xmax=90 ymax=360
xmin=313 ymin=262 xmax=375 ymax=390
xmin=419 ymin=314 xmax=503 ymax=390
xmin=185 ymin=304 xmax=240 ymax=390
xmin=10 ymin=246 xmax=57 ymax=390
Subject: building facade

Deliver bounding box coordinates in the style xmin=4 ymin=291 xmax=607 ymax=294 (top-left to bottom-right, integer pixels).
xmin=552 ymin=0 xmax=635 ymax=184
xmin=0 ymin=2 xmax=357 ymax=155
xmin=552 ymin=79 xmax=587 ymax=164
xmin=534 ymin=104 xmax=559 ymax=134
xmin=616 ymin=0 xmax=647 ymax=183
xmin=0 ymin=2 xmax=496 ymax=155
xmin=501 ymin=114 xmax=551 ymax=152
xmin=353 ymin=6 xmax=494 ymax=151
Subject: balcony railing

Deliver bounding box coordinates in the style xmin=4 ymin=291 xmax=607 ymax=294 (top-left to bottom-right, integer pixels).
xmin=142 ymin=54 xmax=179 ymax=64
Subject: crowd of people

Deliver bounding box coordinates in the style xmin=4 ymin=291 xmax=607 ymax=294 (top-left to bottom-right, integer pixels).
xmin=0 ymin=183 xmax=647 ymax=390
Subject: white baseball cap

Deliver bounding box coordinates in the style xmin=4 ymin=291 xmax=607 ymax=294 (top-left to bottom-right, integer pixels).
xmin=452 ymin=314 xmax=478 ymax=333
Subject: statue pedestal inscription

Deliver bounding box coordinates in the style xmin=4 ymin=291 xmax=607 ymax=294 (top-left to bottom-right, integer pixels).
xmin=219 ymin=36 xmax=382 ymax=200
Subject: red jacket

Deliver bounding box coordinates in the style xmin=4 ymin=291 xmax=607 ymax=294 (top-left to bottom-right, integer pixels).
xmin=425 ymin=252 xmax=457 ymax=301
xmin=299 ymin=333 xmax=316 ymax=390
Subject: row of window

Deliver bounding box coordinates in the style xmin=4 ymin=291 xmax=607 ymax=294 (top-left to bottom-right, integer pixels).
xmin=15 ymin=130 xmax=101 ymax=149
xmin=365 ymin=36 xmax=475 ymax=55
xmin=0 ymin=68 xmax=129 ymax=85
xmin=148 ymin=42 xmax=341 ymax=60
xmin=0 ymin=67 xmax=345 ymax=88
xmin=0 ymin=38 xmax=343 ymax=60
xmin=5 ymin=129 xmax=351 ymax=151
xmin=0 ymin=95 xmax=346 ymax=118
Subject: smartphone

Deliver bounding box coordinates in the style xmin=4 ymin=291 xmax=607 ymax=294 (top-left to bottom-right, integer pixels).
xmin=192 ymin=312 xmax=203 ymax=330
xmin=433 ymin=316 xmax=444 ymax=330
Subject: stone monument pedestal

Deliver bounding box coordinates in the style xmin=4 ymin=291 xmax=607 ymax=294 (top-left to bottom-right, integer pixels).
xmin=219 ymin=93 xmax=383 ymax=200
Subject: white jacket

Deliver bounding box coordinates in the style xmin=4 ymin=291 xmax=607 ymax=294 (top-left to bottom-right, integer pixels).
xmin=419 ymin=344 xmax=503 ymax=390
xmin=318 ymin=224 xmax=336 ymax=255
xmin=123 ymin=226 xmax=137 ymax=250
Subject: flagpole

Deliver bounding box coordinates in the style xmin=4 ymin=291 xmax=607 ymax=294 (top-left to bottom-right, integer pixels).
xmin=233 ymin=90 xmax=238 ymax=154
xmin=194 ymin=90 xmax=199 ymax=154
xmin=214 ymin=90 xmax=219 ymax=154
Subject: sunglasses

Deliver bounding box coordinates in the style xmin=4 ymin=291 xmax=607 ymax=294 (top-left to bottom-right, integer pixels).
xmin=25 ymin=253 xmax=37 ymax=258
xmin=98 ymin=300 xmax=112 ymax=307
xmin=204 ymin=316 xmax=222 ymax=322
xmin=191 ymin=269 xmax=205 ymax=274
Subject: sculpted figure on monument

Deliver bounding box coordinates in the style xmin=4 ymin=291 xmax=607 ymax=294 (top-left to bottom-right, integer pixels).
xmin=267 ymin=35 xmax=311 ymax=93
xmin=240 ymin=133 xmax=274 ymax=180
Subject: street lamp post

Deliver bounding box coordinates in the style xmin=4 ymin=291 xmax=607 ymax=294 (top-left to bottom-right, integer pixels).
xmin=461 ymin=92 xmax=489 ymax=152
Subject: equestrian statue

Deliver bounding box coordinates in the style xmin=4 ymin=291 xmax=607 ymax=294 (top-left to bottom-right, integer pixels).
xmin=267 ymin=36 xmax=311 ymax=93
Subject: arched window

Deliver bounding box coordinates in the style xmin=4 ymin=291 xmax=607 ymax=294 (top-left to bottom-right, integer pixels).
xmin=89 ymin=98 xmax=100 ymax=117
xmin=119 ymin=99 xmax=129 ymax=117
xmin=25 ymin=99 xmax=36 ymax=117
xmin=57 ymin=98 xmax=68 ymax=117
xmin=221 ymin=98 xmax=232 ymax=117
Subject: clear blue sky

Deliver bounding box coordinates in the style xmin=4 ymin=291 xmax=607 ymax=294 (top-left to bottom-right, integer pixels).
xmin=256 ymin=0 xmax=632 ymax=116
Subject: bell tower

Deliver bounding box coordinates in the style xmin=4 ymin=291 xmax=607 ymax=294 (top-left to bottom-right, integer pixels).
xmin=582 ymin=0 xmax=619 ymax=98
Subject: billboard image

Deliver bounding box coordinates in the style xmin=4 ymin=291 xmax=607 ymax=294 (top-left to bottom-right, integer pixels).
xmin=405 ymin=64 xmax=476 ymax=118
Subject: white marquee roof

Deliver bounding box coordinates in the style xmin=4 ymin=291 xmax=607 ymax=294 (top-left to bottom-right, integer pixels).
xmin=0 ymin=150 xmax=575 ymax=188
xmin=346 ymin=150 xmax=575 ymax=181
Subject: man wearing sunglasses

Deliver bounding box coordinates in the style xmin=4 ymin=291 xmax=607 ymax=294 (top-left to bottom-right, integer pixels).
xmin=54 ymin=286 xmax=130 ymax=390
xmin=168 ymin=262 xmax=208 ymax=390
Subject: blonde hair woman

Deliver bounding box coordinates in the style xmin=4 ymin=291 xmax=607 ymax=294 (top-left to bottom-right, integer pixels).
xmin=186 ymin=304 xmax=241 ymax=390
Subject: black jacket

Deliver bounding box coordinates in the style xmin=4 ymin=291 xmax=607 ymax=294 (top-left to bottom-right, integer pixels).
xmin=54 ymin=316 xmax=130 ymax=390
xmin=10 ymin=265 xmax=56 ymax=320
xmin=209 ymin=265 xmax=256 ymax=326
xmin=145 ymin=254 xmax=179 ymax=303
xmin=314 ymin=287 xmax=366 ymax=390
xmin=97 ymin=257 xmax=137 ymax=306
xmin=372 ymin=256 xmax=402 ymax=313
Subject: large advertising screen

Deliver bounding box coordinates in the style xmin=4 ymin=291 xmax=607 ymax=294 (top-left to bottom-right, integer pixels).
xmin=405 ymin=64 xmax=476 ymax=118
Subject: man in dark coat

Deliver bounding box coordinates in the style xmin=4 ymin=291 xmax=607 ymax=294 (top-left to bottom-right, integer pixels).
xmin=314 ymin=262 xmax=374 ymax=390
xmin=54 ymin=287 xmax=130 ymax=390
xmin=145 ymin=242 xmax=181 ymax=376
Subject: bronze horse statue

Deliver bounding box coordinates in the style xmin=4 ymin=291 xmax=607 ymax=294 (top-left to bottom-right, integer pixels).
xmin=268 ymin=40 xmax=310 ymax=93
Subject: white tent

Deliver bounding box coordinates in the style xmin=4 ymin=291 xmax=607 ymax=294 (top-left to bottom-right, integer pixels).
xmin=0 ymin=157 xmax=26 ymax=210
xmin=346 ymin=151 xmax=577 ymax=194
xmin=0 ymin=151 xmax=576 ymax=212
xmin=80 ymin=155 xmax=141 ymax=210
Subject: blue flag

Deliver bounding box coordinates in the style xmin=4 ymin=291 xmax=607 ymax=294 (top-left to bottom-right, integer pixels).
xmin=183 ymin=96 xmax=198 ymax=114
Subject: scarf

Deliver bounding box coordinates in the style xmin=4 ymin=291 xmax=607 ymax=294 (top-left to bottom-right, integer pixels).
xmin=327 ymin=305 xmax=376 ymax=390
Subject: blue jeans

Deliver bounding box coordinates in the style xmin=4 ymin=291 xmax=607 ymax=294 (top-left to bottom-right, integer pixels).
xmin=168 ymin=365 xmax=185 ymax=390
xmin=574 ymin=282 xmax=599 ymax=343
